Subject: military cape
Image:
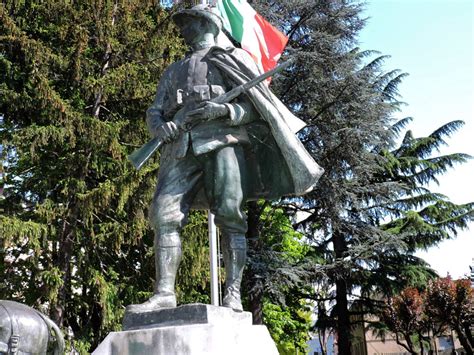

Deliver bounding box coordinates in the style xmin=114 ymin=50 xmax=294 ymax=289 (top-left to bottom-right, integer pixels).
xmin=204 ymin=46 xmax=323 ymax=201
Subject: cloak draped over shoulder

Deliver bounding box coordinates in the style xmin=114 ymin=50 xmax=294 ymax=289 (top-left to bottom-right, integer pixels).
xmin=207 ymin=46 xmax=324 ymax=198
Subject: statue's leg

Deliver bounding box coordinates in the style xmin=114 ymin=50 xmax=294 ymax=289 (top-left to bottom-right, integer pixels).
xmin=203 ymin=145 xmax=248 ymax=311
xmin=221 ymin=233 xmax=247 ymax=312
xmin=127 ymin=152 xmax=202 ymax=312
xmin=148 ymin=232 xmax=182 ymax=308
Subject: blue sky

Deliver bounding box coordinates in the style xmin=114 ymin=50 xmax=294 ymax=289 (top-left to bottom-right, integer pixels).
xmin=359 ymin=0 xmax=473 ymax=278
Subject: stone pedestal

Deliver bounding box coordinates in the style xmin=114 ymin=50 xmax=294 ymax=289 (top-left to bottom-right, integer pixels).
xmin=92 ymin=304 xmax=278 ymax=355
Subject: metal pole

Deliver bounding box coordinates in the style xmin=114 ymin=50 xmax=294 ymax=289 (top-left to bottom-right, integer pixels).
xmin=208 ymin=211 xmax=219 ymax=306
xmin=196 ymin=0 xmax=220 ymax=307
xmin=201 ymin=0 xmax=220 ymax=308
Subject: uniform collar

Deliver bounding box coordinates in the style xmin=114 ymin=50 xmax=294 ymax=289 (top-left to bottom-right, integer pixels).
xmin=186 ymin=44 xmax=235 ymax=58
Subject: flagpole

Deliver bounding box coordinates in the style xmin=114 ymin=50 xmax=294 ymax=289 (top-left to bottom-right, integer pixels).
xmin=208 ymin=211 xmax=219 ymax=306
xmin=200 ymin=0 xmax=220 ymax=308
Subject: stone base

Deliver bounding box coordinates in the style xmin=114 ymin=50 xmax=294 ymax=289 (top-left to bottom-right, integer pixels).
xmin=122 ymin=303 xmax=251 ymax=330
xmin=92 ymin=304 xmax=278 ymax=355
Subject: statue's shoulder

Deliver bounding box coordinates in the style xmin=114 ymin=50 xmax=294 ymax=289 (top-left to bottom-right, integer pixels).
xmin=229 ymin=47 xmax=251 ymax=58
xmin=158 ymin=59 xmax=185 ymax=84
xmin=211 ymin=46 xmax=251 ymax=61
xmin=162 ymin=60 xmax=181 ymax=75
xmin=210 ymin=46 xmax=260 ymax=74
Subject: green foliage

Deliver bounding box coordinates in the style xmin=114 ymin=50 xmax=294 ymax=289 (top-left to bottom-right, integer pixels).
xmin=251 ymin=0 xmax=473 ymax=352
xmin=259 ymin=204 xmax=310 ymax=263
xmin=243 ymin=201 xmax=316 ymax=350
xmin=0 ymin=1 xmax=209 ymax=348
xmin=2 ymin=1 xmax=472 ymax=351
xmin=263 ymin=301 xmax=311 ymax=354
xmin=176 ymin=211 xmax=211 ymax=305
xmin=68 ymin=339 xmax=92 ymax=355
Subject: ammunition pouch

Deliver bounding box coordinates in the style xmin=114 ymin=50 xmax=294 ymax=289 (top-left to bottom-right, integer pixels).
xmin=177 ymin=85 xmax=225 ymax=105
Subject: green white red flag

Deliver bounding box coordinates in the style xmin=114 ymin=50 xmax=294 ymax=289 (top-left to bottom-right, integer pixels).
xmin=215 ymin=0 xmax=288 ymax=74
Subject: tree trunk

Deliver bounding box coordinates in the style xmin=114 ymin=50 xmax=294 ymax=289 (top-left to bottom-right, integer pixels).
xmin=333 ymin=231 xmax=352 ymax=355
xmin=248 ymin=276 xmax=264 ymax=324
xmin=395 ymin=333 xmax=417 ymax=355
xmin=246 ymin=201 xmax=264 ymax=324
xmin=51 ymin=218 xmax=73 ymax=328
xmin=454 ymin=325 xmax=473 ymax=355
xmin=92 ymin=3 xmax=117 ymax=118
xmin=404 ymin=333 xmax=417 ymax=355
xmin=464 ymin=323 xmax=474 ymax=348
xmin=418 ymin=332 xmax=425 ymax=355
xmin=335 ymin=277 xmax=351 ymax=354
xmin=318 ymin=328 xmax=327 ymax=355
xmin=432 ymin=329 xmax=438 ymax=354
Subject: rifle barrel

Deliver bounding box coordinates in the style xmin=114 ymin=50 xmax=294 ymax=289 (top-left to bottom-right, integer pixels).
xmin=242 ymin=58 xmax=294 ymax=91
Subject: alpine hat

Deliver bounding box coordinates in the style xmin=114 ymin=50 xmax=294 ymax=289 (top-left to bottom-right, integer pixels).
xmin=172 ymin=4 xmax=223 ymax=35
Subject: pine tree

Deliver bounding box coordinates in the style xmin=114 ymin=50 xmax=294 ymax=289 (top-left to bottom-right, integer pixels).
xmin=0 ymin=1 xmax=210 ymax=350
xmin=2 ymin=1 xmax=472 ymax=352
xmin=249 ymin=1 xmax=474 ymax=353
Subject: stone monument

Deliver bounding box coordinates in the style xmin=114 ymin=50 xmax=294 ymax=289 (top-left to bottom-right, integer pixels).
xmin=94 ymin=4 xmax=323 ymax=354
xmin=93 ymin=304 xmax=278 ymax=354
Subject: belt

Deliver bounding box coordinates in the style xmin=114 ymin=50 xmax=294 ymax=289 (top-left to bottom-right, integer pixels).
xmin=177 ymin=85 xmax=226 ymax=105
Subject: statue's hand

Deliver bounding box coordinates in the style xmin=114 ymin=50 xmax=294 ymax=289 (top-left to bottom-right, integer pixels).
xmin=185 ymin=101 xmax=229 ymax=126
xmin=154 ymin=121 xmax=179 ymax=143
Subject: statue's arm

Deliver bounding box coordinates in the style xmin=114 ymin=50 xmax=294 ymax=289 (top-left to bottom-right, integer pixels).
xmin=185 ymin=97 xmax=259 ymax=127
xmin=224 ymin=98 xmax=258 ymax=126
xmin=146 ymin=66 xmax=174 ymax=137
xmin=145 ymin=65 xmax=180 ymax=142
xmin=146 ymin=95 xmax=166 ymax=138
xmin=222 ymin=48 xmax=264 ymax=126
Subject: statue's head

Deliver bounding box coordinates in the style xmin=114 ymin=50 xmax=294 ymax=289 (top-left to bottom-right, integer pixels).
xmin=172 ymin=5 xmax=223 ymax=45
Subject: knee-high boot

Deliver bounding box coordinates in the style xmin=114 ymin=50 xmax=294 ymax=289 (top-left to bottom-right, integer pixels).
xmin=221 ymin=233 xmax=247 ymax=312
xmin=154 ymin=245 xmax=182 ymax=298
xmin=126 ymin=233 xmax=181 ymax=312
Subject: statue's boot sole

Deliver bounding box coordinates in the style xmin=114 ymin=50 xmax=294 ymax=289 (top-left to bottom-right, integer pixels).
xmin=222 ymin=294 xmax=243 ymax=312
xmin=126 ymin=294 xmax=176 ymax=313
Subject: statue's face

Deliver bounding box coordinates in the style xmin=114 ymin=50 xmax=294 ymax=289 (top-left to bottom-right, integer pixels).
xmin=179 ymin=17 xmax=215 ymax=45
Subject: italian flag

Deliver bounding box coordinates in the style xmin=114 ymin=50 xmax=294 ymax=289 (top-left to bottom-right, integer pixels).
xmin=215 ymin=0 xmax=288 ymax=74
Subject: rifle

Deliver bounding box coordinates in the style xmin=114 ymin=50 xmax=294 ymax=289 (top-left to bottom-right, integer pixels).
xmin=128 ymin=59 xmax=293 ymax=170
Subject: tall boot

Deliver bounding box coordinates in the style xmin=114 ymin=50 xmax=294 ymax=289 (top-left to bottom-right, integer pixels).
xmin=221 ymin=233 xmax=247 ymax=312
xmin=126 ymin=233 xmax=181 ymax=312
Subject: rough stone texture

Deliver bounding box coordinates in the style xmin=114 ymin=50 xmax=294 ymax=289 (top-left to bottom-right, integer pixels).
xmin=92 ymin=323 xmax=278 ymax=355
xmin=123 ymin=303 xmax=251 ymax=330
xmin=92 ymin=304 xmax=278 ymax=355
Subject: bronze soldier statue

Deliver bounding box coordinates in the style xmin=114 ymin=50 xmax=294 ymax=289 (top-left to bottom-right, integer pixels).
xmin=127 ymin=5 xmax=323 ymax=313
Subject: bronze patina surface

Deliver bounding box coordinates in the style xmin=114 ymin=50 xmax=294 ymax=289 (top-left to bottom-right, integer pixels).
xmin=0 ymin=300 xmax=64 ymax=355
xmin=126 ymin=4 xmax=323 ymax=315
